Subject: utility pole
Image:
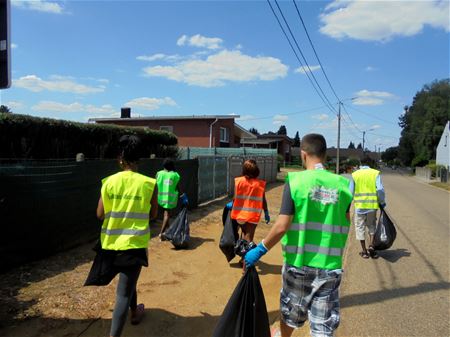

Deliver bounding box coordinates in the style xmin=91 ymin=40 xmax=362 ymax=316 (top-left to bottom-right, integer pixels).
xmin=336 ymin=101 xmax=341 ymax=174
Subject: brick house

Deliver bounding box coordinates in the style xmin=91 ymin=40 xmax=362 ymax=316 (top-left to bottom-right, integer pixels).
xmin=89 ymin=109 xmax=254 ymax=148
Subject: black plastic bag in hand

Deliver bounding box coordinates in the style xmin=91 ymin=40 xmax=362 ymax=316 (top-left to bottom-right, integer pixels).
xmin=84 ymin=241 xmax=117 ymax=286
xmin=373 ymin=207 xmax=397 ymax=250
xmin=212 ymin=267 xmax=271 ymax=337
xmin=219 ymin=206 xmax=239 ymax=262
xmin=163 ymin=207 xmax=190 ymax=249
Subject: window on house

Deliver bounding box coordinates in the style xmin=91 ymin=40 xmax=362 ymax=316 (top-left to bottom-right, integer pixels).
xmin=160 ymin=125 xmax=173 ymax=132
xmin=220 ymin=127 xmax=229 ymax=143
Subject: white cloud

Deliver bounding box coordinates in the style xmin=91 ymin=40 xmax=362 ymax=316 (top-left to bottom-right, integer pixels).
xmin=4 ymin=101 xmax=24 ymax=110
xmin=12 ymin=0 xmax=64 ymax=14
xmin=125 ymin=97 xmax=177 ymax=111
xmin=295 ymin=65 xmax=321 ymax=74
xmin=312 ymin=113 xmax=329 ymax=121
xmin=14 ymin=75 xmax=105 ymax=94
xmin=353 ymin=89 xmax=395 ymax=106
xmin=32 ymin=101 xmax=116 ymax=114
xmin=11 ymin=43 xmax=18 ymax=49
xmin=320 ymin=0 xmax=450 ymax=42
xmin=365 ymin=66 xmax=376 ymax=72
xmin=137 ymin=53 xmax=182 ymax=63
xmin=273 ymin=114 xmax=288 ymax=125
xmin=371 ymin=124 xmax=381 ymax=130
xmin=143 ymin=50 xmax=288 ymax=87
xmin=177 ymin=34 xmax=223 ymax=50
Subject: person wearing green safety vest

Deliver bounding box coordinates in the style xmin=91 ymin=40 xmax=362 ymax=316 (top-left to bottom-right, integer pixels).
xmin=244 ymin=134 xmax=353 ymax=337
xmin=96 ymin=135 xmax=158 ymax=337
xmin=156 ymin=158 xmax=188 ymax=240
xmin=349 ymin=157 xmax=386 ymax=259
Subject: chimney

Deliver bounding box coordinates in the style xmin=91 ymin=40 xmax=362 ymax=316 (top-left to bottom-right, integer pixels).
xmin=121 ymin=107 xmax=131 ymax=118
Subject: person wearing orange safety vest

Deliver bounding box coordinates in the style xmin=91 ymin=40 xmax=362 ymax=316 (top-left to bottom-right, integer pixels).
xmin=96 ymin=135 xmax=158 ymax=337
xmin=227 ymin=159 xmax=270 ymax=246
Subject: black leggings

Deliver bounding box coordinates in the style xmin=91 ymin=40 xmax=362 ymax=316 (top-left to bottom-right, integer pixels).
xmin=110 ymin=266 xmax=142 ymax=337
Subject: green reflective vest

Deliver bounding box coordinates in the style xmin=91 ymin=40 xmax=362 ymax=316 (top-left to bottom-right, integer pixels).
xmin=282 ymin=170 xmax=353 ymax=270
xmin=100 ymin=171 xmax=156 ymax=250
xmin=352 ymin=168 xmax=380 ymax=210
xmin=156 ymin=170 xmax=180 ymax=209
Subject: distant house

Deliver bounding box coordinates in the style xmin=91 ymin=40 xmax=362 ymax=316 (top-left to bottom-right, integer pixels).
xmin=89 ymin=109 xmax=254 ymax=148
xmin=436 ymin=121 xmax=450 ymax=169
xmin=326 ymin=148 xmax=380 ymax=163
xmin=241 ymin=133 xmax=293 ymax=162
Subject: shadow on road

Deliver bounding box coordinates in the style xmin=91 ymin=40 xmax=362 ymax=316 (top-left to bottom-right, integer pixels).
xmin=1 ymin=307 xmax=281 ymax=337
xmin=341 ymin=281 xmax=450 ymax=308
xmin=378 ymin=248 xmax=411 ymax=263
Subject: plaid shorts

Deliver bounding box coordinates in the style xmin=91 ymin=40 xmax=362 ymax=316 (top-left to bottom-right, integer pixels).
xmin=280 ymin=264 xmax=342 ymax=337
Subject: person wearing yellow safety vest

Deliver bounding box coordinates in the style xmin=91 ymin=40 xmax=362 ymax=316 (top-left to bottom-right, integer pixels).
xmin=245 ymin=134 xmax=353 ymax=337
xmin=227 ymin=159 xmax=270 ymax=245
xmin=349 ymin=158 xmax=386 ymax=259
xmin=96 ymin=135 xmax=158 ymax=337
xmin=156 ymin=158 xmax=188 ymax=240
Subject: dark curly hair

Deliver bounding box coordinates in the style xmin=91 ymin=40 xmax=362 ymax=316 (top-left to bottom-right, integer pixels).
xmin=118 ymin=135 xmax=141 ymax=164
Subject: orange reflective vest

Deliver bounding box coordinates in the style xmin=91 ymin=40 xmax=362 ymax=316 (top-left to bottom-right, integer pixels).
xmin=231 ymin=176 xmax=266 ymax=223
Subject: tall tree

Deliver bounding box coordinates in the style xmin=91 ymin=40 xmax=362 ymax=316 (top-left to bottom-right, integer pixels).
xmin=277 ymin=125 xmax=287 ymax=135
xmin=0 ymin=105 xmax=11 ymax=113
xmin=249 ymin=127 xmax=259 ymax=135
xmin=381 ymin=146 xmax=399 ymax=163
xmin=293 ymin=131 xmax=300 ymax=147
xmin=348 ymin=141 xmax=355 ymax=149
xmin=357 ymin=143 xmax=362 ymax=149
xmin=398 ymin=79 xmax=450 ymax=166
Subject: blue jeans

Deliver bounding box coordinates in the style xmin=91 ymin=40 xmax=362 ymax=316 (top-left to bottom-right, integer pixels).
xmin=280 ymin=264 xmax=342 ymax=337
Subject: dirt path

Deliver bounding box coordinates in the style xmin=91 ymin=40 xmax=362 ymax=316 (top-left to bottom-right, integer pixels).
xmin=0 ymin=181 xmax=310 ymax=337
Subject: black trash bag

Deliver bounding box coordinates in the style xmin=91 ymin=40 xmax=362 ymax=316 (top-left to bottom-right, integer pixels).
xmin=212 ymin=266 xmax=271 ymax=337
xmin=219 ymin=206 xmax=239 ymax=262
xmin=234 ymin=239 xmax=256 ymax=258
xmin=163 ymin=207 xmax=190 ymax=249
xmin=373 ymin=207 xmax=397 ymax=250
xmin=84 ymin=241 xmax=118 ymax=286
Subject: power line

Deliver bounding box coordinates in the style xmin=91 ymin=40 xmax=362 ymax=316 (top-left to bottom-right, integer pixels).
xmin=266 ymin=0 xmax=338 ymax=116
xmin=345 ymin=103 xmax=395 ymax=125
xmin=341 ymin=103 xmax=363 ymax=133
xmin=292 ymin=0 xmax=341 ymax=103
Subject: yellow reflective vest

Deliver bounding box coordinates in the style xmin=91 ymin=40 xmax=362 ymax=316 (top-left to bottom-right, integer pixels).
xmin=100 ymin=171 xmax=156 ymax=250
xmin=352 ymin=168 xmax=380 ymax=210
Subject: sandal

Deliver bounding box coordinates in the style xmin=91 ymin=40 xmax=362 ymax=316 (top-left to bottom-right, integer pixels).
xmin=359 ymin=251 xmax=370 ymax=259
xmin=131 ymin=303 xmax=145 ymax=325
xmin=368 ymin=246 xmax=379 ymax=259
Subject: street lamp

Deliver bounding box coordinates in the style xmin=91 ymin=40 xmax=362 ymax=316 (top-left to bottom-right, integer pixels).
xmin=362 ymin=128 xmax=374 ymax=153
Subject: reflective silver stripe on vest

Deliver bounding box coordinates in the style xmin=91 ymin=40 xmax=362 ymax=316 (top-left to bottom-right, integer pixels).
xmin=353 ymin=199 xmax=378 ymax=203
xmin=234 ymin=195 xmax=264 ymax=202
xmin=232 ymin=206 xmax=262 ymax=213
xmin=283 ymin=244 xmax=343 ymax=257
xmin=354 ymin=193 xmax=377 ymax=197
xmin=159 ymin=192 xmax=178 ymax=197
xmin=289 ymin=222 xmax=349 ymax=234
xmin=104 ymin=211 xmax=149 ymax=220
xmin=101 ymin=227 xmax=150 ymax=236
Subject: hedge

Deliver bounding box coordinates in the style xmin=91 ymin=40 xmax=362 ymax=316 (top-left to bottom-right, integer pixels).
xmin=0 ymin=113 xmax=178 ymax=159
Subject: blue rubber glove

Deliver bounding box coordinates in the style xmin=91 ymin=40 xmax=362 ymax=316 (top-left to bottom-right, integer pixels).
xmin=264 ymin=210 xmax=270 ymax=224
xmin=226 ymin=201 xmax=233 ymax=210
xmin=244 ymin=242 xmax=268 ymax=268
xmin=180 ymin=193 xmax=188 ymax=206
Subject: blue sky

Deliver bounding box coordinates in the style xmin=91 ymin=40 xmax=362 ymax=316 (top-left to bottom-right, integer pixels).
xmin=1 ymin=0 xmax=449 ymax=150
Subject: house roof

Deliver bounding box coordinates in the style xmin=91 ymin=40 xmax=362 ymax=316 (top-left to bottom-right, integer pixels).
xmin=234 ymin=123 xmax=257 ymax=139
xmin=258 ymin=133 xmax=294 ymax=143
xmin=89 ymin=114 xmax=239 ymax=123
xmin=240 ymin=138 xmax=278 ymax=145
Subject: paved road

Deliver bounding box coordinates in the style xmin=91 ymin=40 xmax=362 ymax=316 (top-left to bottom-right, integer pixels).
xmin=338 ymin=170 xmax=450 ymax=337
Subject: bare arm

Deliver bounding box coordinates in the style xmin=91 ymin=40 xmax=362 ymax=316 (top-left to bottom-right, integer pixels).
xmin=263 ymin=193 xmax=268 ymax=211
xmin=262 ymin=214 xmax=293 ymax=250
xmin=96 ymin=196 xmax=104 ymax=220
xmin=150 ymin=185 xmax=158 ymax=220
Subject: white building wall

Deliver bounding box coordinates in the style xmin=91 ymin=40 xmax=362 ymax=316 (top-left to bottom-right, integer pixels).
xmin=436 ymin=121 xmax=450 ymax=168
